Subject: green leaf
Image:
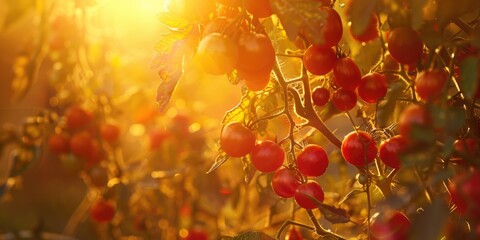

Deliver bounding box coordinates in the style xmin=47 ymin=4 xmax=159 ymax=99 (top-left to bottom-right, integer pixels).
xmin=233 ymin=231 xmax=275 ymax=240
xmin=349 ymin=0 xmax=378 ymax=35
xmin=270 ymin=0 xmax=326 ymax=45
xmin=206 ymin=152 xmax=230 ymax=174
xmin=408 ymin=199 xmax=449 ymax=240
xmin=459 ymin=56 xmax=479 ymax=98
xmin=157 ymin=12 xmax=191 ymax=30
xmin=221 ymin=91 xmax=257 ymax=124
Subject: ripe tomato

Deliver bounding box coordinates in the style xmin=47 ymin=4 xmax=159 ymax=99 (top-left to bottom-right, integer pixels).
xmin=90 ymin=199 xmax=115 ymax=223
xmin=387 ymin=27 xmax=423 ymax=64
xmin=197 ymin=33 xmax=239 ymax=75
xmin=239 ymin=67 xmax=271 ymax=92
xmin=303 ymin=45 xmax=336 ymax=75
xmin=379 ymin=135 xmax=408 ymax=169
xmin=245 ymin=0 xmax=273 ymax=18
xmin=308 ymin=7 xmax=343 ymax=48
xmin=453 ymin=137 xmax=478 ymax=157
xmin=312 ymin=87 xmax=330 ymax=106
xmin=296 ymin=144 xmax=329 ymax=177
xmin=415 ymin=69 xmax=448 ymax=100
xmin=357 ymin=72 xmax=388 ymax=103
xmin=182 ymin=226 xmax=208 ymax=240
xmin=332 ymin=89 xmax=357 ymax=111
xmin=220 ymin=122 xmax=256 ymax=158
xmin=69 ymin=131 xmax=94 ymax=158
xmin=149 ymin=129 xmax=171 ymax=151
xmin=371 ymin=211 xmax=410 ymax=240
xmin=333 ymin=57 xmax=362 ymax=90
xmin=286 ymin=227 xmax=303 ymax=240
xmin=350 ymin=13 xmax=379 ymax=43
xmin=251 ymin=140 xmax=285 ymax=173
xmin=449 ymin=171 xmax=480 ymax=219
xmin=236 ymin=33 xmax=275 ymax=73
xmin=66 ymin=106 xmax=93 ymax=130
xmin=100 ymin=122 xmax=120 ymax=144
xmin=271 ymin=168 xmax=301 ymax=198
xmin=294 ymin=181 xmax=325 ymax=209
xmin=398 ymin=104 xmax=431 ymax=140
xmin=341 ymin=131 xmax=377 ymax=166
xmin=48 ymin=133 xmax=69 ymax=154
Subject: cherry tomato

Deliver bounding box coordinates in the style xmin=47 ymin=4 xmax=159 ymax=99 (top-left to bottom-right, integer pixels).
xmin=48 ymin=133 xmax=70 ymax=154
xmin=251 ymin=140 xmax=285 ymax=173
xmin=341 ymin=131 xmax=377 ymax=166
xmin=333 ymin=57 xmax=362 ymax=90
xmin=371 ymin=211 xmax=410 ymax=240
xmin=69 ymin=131 xmax=94 ymax=158
xmin=308 ymin=8 xmax=343 ymax=48
xmin=236 ymin=33 xmax=275 ymax=74
xmin=303 ymin=46 xmax=336 ymax=75
xmin=220 ymin=122 xmax=256 ymax=158
xmin=449 ymin=171 xmax=480 ymax=219
xmin=312 ymin=87 xmax=330 ymax=106
xmin=398 ymin=104 xmax=431 ymax=141
xmin=239 ymin=67 xmax=271 ymax=92
xmin=349 ymin=13 xmax=379 ymax=43
xmin=245 ymin=0 xmax=273 ymax=18
xmin=149 ymin=129 xmax=171 ymax=151
xmin=294 ymin=181 xmax=325 ymax=209
xmin=88 ymin=165 xmax=109 ymax=188
xmin=453 ymin=137 xmax=478 ymax=157
xmin=387 ymin=27 xmax=423 ymax=65
xmin=286 ymin=227 xmax=303 ymax=240
xmin=296 ymin=144 xmax=329 ymax=177
xmin=379 ymin=135 xmax=408 ymax=169
xmin=90 ymin=199 xmax=115 ymax=223
xmin=415 ymin=69 xmax=448 ymax=100
xmin=271 ymin=168 xmax=301 ymax=198
xmin=197 ymin=33 xmax=239 ymax=75
xmin=100 ymin=122 xmax=120 ymax=144
xmin=182 ymin=226 xmax=208 ymax=240
xmin=357 ymin=72 xmax=388 ymax=103
xmin=66 ymin=106 xmax=93 ymax=130
xmin=332 ymin=89 xmax=357 ymax=111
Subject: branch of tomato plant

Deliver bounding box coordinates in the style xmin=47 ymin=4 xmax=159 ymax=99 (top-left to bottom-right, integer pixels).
xmin=452 ymin=17 xmax=474 ymax=35
xmin=275 ymin=219 xmax=315 ymax=239
xmin=306 ymin=209 xmax=346 ymax=240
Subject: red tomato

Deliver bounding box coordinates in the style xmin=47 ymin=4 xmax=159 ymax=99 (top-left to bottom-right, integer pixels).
xmin=379 ymin=135 xmax=408 ymax=169
xmin=303 ymin=46 xmax=336 ymax=75
xmin=453 ymin=137 xmax=478 ymax=157
xmin=88 ymin=165 xmax=109 ymax=188
xmin=415 ymin=69 xmax=448 ymax=100
xmin=398 ymin=104 xmax=431 ymax=140
xmin=350 ymin=13 xmax=379 ymax=43
xmin=100 ymin=122 xmax=120 ymax=144
xmin=332 ymin=89 xmax=357 ymax=111
xmin=239 ymin=67 xmax=271 ymax=92
xmin=312 ymin=87 xmax=330 ymax=106
xmin=294 ymin=181 xmax=325 ymax=209
xmin=271 ymin=168 xmax=301 ymax=198
xmin=449 ymin=171 xmax=480 ymax=219
xmin=308 ymin=8 xmax=343 ymax=48
xmin=69 ymin=131 xmax=94 ymax=158
xmin=236 ymin=33 xmax=275 ymax=73
xmin=149 ymin=129 xmax=171 ymax=151
xmin=387 ymin=27 xmax=424 ymax=64
xmin=341 ymin=131 xmax=377 ymax=166
xmin=48 ymin=133 xmax=70 ymax=154
xmin=296 ymin=144 xmax=329 ymax=177
xmin=245 ymin=0 xmax=273 ymax=18
xmin=66 ymin=106 xmax=93 ymax=130
xmin=197 ymin=33 xmax=239 ymax=75
xmin=90 ymin=199 xmax=115 ymax=223
xmin=286 ymin=227 xmax=304 ymax=240
xmin=183 ymin=226 xmax=208 ymax=240
xmin=333 ymin=57 xmax=362 ymax=90
xmin=357 ymin=72 xmax=388 ymax=103
xmin=220 ymin=122 xmax=256 ymax=158
xmin=251 ymin=140 xmax=285 ymax=173
xmin=371 ymin=211 xmax=410 ymax=240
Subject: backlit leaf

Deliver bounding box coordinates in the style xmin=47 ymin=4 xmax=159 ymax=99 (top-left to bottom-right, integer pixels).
xmin=207 ymin=152 xmax=230 ymax=174
xmin=157 ymin=12 xmax=191 ymax=30
xmin=222 ymin=91 xmax=257 ymax=124
xmin=459 ymin=56 xmax=479 ymax=98
xmin=153 ymin=32 xmax=188 ymax=55
xmin=317 ymin=203 xmax=351 ymax=224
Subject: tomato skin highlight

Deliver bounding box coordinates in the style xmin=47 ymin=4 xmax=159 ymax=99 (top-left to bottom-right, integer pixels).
xmin=250 ymin=140 xmax=285 ymax=173
xmin=220 ymin=122 xmax=256 ymax=158
xmin=387 ymin=27 xmax=424 ymax=65
xmin=296 ymin=144 xmax=329 ymax=177
xmin=236 ymin=33 xmax=275 ymax=74
xmin=294 ymin=181 xmax=325 ymax=209
xmin=271 ymin=168 xmax=301 ymax=198
xmin=341 ymin=131 xmax=377 ymax=166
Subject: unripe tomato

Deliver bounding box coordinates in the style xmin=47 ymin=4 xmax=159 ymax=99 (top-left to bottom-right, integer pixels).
xmin=303 ymin=46 xmax=336 ymax=75
xmin=350 ymin=13 xmax=379 ymax=43
xmin=449 ymin=171 xmax=480 ymax=219
xmin=245 ymin=0 xmax=273 ymax=18
xmin=357 ymin=72 xmax=388 ymax=103
xmin=66 ymin=106 xmax=93 ymax=130
xmin=197 ymin=33 xmax=239 ymax=75
xmin=294 ymin=181 xmax=325 ymax=209
xmin=332 ymin=89 xmax=357 ymax=111
xmin=100 ymin=122 xmax=120 ymax=144
xmin=48 ymin=133 xmax=70 ymax=154
xmin=236 ymin=33 xmax=275 ymax=74
xmin=370 ymin=211 xmax=410 ymax=240
xmin=341 ymin=131 xmax=377 ymax=166
xmin=251 ymin=140 xmax=285 ymax=173
xmin=398 ymin=104 xmax=431 ymax=140
xmin=379 ymin=135 xmax=408 ymax=169
xmin=387 ymin=27 xmax=424 ymax=64
xmin=90 ymin=199 xmax=115 ymax=223
xmin=220 ymin=122 xmax=256 ymax=158
xmin=415 ymin=69 xmax=448 ymax=100
xmin=69 ymin=131 xmax=94 ymax=158
xmin=271 ymin=168 xmax=301 ymax=198
xmin=296 ymin=144 xmax=329 ymax=177
xmin=333 ymin=57 xmax=362 ymax=90
xmin=312 ymin=87 xmax=330 ymax=106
